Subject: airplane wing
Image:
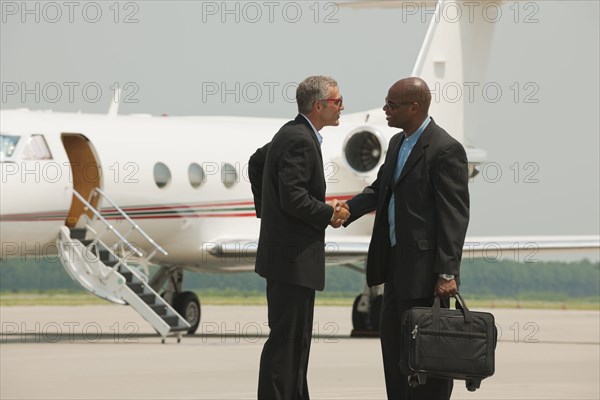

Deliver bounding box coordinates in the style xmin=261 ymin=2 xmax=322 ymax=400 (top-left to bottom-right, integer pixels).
xmin=204 ymin=236 xmax=372 ymax=258
xmin=207 ymin=235 xmax=600 ymax=267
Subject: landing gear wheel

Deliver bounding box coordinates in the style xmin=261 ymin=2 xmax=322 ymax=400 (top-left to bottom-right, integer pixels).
xmin=174 ymin=291 xmax=201 ymax=335
xmin=352 ymin=295 xmax=368 ymax=331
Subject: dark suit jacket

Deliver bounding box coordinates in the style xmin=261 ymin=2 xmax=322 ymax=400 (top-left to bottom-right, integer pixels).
xmin=249 ymin=141 xmax=270 ymax=218
xmin=250 ymin=115 xmax=333 ymax=291
xmin=346 ymin=118 xmax=470 ymax=299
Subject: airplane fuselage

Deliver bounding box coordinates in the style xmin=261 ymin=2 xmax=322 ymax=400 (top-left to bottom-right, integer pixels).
xmin=0 ymin=109 xmax=385 ymax=270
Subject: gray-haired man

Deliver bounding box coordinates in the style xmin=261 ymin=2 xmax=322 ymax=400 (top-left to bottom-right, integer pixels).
xmin=249 ymin=75 xmax=348 ymax=400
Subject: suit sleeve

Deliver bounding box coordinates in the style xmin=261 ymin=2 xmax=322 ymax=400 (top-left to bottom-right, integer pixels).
xmin=277 ymin=136 xmax=333 ymax=231
xmin=344 ymin=134 xmax=401 ymax=226
xmin=249 ymin=142 xmax=270 ymax=218
xmin=433 ymin=142 xmax=470 ymax=276
xmin=344 ymin=162 xmax=383 ymax=226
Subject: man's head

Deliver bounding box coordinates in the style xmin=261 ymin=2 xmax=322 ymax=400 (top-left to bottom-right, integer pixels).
xmin=297 ymin=75 xmax=344 ymax=131
xmin=383 ymin=77 xmax=431 ymax=135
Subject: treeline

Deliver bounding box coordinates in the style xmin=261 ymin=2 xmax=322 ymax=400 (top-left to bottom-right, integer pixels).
xmin=459 ymin=259 xmax=599 ymax=299
xmin=0 ymin=258 xmax=598 ymax=300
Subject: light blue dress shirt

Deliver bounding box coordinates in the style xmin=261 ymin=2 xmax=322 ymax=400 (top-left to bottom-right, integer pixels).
xmin=388 ymin=116 xmax=431 ymax=246
xmin=300 ymin=114 xmax=323 ymax=145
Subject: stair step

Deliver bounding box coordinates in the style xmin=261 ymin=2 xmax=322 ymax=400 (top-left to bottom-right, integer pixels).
xmin=139 ymin=293 xmax=156 ymax=304
xmin=128 ymin=283 xmax=144 ymax=294
xmin=99 ymin=249 xmax=117 ymax=262
xmin=80 ymin=240 xmax=94 ymax=247
xmin=151 ymin=304 xmax=167 ymax=315
xmin=162 ymin=316 xmax=180 ymax=327
xmin=69 ymin=228 xmax=87 ymax=240
xmin=121 ymin=271 xmax=133 ymax=282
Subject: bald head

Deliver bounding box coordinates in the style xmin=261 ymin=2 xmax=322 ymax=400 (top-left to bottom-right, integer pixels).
xmin=390 ymin=77 xmax=431 ymax=114
xmin=383 ymin=77 xmax=433 ymax=134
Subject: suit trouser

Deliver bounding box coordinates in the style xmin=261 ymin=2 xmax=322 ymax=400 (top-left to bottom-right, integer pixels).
xmin=258 ymin=279 xmax=315 ymax=400
xmin=380 ymin=252 xmax=453 ymax=400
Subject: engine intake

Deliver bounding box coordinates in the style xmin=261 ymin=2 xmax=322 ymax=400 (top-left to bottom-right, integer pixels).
xmin=344 ymin=130 xmax=383 ymax=173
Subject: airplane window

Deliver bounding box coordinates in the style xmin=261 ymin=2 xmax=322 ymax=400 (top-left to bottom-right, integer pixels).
xmin=188 ymin=163 xmax=205 ymax=189
xmin=154 ymin=162 xmax=171 ymax=188
xmin=21 ymin=134 xmax=53 ymax=160
xmin=0 ymin=134 xmax=20 ymax=160
xmin=221 ymin=163 xmax=238 ymax=189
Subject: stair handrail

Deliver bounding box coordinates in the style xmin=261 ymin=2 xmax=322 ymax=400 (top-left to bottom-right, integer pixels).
xmin=72 ymin=190 xmax=143 ymax=257
xmin=89 ymin=238 xmax=129 ymax=280
xmin=59 ymin=230 xmax=125 ymax=281
xmin=92 ymin=188 xmax=169 ymax=258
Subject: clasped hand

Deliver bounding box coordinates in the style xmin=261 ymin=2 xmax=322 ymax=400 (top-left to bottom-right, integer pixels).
xmin=327 ymin=199 xmax=350 ymax=228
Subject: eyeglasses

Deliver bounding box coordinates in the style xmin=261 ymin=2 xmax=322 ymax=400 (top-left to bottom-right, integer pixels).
xmin=384 ymin=100 xmax=415 ymax=110
xmin=318 ymin=96 xmax=343 ymax=107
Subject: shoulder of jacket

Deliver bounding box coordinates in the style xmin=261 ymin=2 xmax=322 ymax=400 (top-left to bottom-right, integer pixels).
xmin=390 ymin=132 xmax=404 ymax=144
xmin=270 ymin=128 xmax=313 ymax=158
xmin=431 ymin=132 xmax=467 ymax=159
xmin=426 ymin=122 xmax=459 ymax=146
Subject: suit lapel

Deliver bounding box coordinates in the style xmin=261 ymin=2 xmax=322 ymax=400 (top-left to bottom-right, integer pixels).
xmin=295 ymin=115 xmax=325 ymax=187
xmin=384 ymin=135 xmax=403 ymax=186
xmin=397 ymin=143 xmax=424 ymax=183
xmin=396 ymin=120 xmax=434 ymax=184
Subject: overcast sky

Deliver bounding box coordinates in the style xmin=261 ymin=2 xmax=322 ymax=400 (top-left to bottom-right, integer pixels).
xmin=1 ymin=1 xmax=598 ymax=259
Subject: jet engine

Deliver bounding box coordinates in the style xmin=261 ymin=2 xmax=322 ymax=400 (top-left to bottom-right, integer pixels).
xmin=343 ymin=128 xmax=384 ymax=174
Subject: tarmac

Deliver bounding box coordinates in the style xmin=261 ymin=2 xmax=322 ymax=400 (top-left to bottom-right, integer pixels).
xmin=1 ymin=304 xmax=598 ymax=399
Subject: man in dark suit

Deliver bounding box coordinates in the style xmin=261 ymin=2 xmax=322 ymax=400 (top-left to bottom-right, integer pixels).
xmin=343 ymin=77 xmax=470 ymax=399
xmin=249 ymin=75 xmax=349 ymax=400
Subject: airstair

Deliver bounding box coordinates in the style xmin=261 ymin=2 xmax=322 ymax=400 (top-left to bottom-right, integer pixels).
xmin=57 ymin=188 xmax=190 ymax=342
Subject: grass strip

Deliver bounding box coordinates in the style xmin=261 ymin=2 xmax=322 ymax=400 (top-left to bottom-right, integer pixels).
xmin=0 ymin=291 xmax=598 ymax=310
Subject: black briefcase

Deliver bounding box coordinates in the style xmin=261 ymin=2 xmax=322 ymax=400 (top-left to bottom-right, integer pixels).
xmin=399 ymin=293 xmax=496 ymax=392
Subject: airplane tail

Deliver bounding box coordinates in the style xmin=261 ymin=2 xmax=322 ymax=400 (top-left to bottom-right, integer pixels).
xmin=356 ymin=0 xmax=501 ymax=161
xmin=108 ymin=87 xmax=121 ymax=117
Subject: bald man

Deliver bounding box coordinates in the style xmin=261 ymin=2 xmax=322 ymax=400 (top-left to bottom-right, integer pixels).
xmin=343 ymin=77 xmax=470 ymax=399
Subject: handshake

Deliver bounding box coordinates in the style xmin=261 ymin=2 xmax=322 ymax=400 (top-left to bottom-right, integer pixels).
xmin=327 ymin=199 xmax=350 ymax=228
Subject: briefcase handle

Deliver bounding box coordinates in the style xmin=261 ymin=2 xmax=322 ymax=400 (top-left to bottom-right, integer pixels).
xmin=432 ymin=293 xmax=473 ymax=324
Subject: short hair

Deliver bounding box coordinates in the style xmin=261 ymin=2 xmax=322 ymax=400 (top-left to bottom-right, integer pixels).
xmin=296 ymin=76 xmax=338 ymax=115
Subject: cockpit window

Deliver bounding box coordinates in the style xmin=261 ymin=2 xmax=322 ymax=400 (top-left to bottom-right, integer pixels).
xmin=0 ymin=134 xmax=20 ymax=159
xmin=21 ymin=134 xmax=53 ymax=160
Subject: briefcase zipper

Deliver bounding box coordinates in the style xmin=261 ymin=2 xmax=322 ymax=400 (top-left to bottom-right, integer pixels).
xmin=418 ymin=328 xmax=487 ymax=339
xmin=412 ymin=325 xmax=418 ymax=339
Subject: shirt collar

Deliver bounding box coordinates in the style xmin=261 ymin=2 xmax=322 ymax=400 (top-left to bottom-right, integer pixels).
xmin=300 ymin=114 xmax=323 ymax=145
xmin=404 ymin=115 xmax=431 ymax=145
